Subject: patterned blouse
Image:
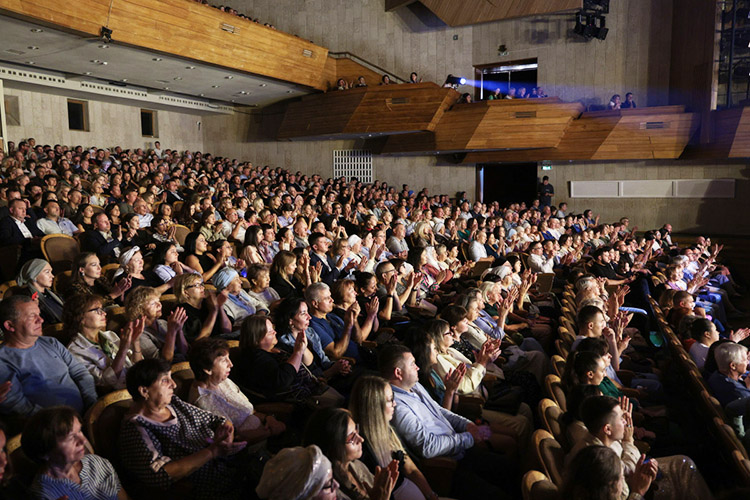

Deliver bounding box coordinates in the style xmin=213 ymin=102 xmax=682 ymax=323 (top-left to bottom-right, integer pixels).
xmin=119 ymin=396 xmax=242 ymax=499
xmin=31 ymin=454 xmax=121 ymax=500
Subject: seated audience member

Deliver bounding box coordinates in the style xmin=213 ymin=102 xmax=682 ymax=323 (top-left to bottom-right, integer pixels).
xmin=36 ymin=198 xmax=77 ymax=236
xmin=124 ymin=286 xmax=188 ymax=362
xmin=467 ymin=230 xmax=491 ymax=262
xmin=708 ymin=341 xmax=750 ymax=408
xmin=68 ymin=252 xmax=130 ymax=305
xmin=63 ymin=293 xmax=162 ymax=392
xmin=183 ymin=232 xmax=231 ymax=282
xmin=563 ymin=445 xmax=655 ymax=500
xmin=608 ymin=94 xmax=621 ymax=110
xmin=303 ymin=407 xmax=399 ymax=500
xmin=269 ymin=250 xmax=307 ymax=298
xmin=0 ymin=295 xmax=97 ymax=418
xmin=188 ymin=338 xmax=285 ymax=445
xmin=349 ymin=375 xmax=442 ymax=500
xmin=234 ymin=314 xmax=342 ymax=407
xmin=80 ymin=212 xmax=122 ymax=261
xmin=16 ymin=258 xmax=64 ymax=324
xmin=113 ymin=246 xmax=173 ymax=295
xmin=23 ymin=406 xmax=128 ymax=499
xmin=212 ymin=267 xmax=256 ymax=330
xmin=256 ymin=445 xmax=340 ymax=500
xmin=173 ymin=272 xmax=232 ymax=342
xmin=120 ymin=358 xmax=247 ymax=499
xmin=527 ymin=241 xmax=554 ymax=273
xmin=245 ymin=263 xmax=280 ymax=312
xmin=240 ymin=225 xmax=267 ymax=265
xmin=380 ymin=75 xmax=392 ymax=85
xmin=73 ymin=203 xmax=95 ymax=233
xmin=306 ymin=282 xmax=362 ymax=362
xmin=621 ymin=92 xmax=637 ymax=109
xmin=308 ymin=232 xmax=342 ymax=285
xmin=151 ymin=241 xmax=195 ymax=283
xmin=379 ymin=344 xmax=517 ymax=500
xmin=689 ymin=317 xmax=720 ymax=371
xmin=568 ymin=396 xmax=712 ymax=500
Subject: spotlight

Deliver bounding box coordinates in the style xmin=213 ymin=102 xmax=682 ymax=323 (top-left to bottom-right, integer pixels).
xmin=100 ymin=26 xmax=113 ymax=43
xmin=444 ymin=74 xmax=466 ymax=88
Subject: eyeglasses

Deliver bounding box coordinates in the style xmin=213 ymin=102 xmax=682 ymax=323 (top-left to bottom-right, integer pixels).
xmin=186 ymin=282 xmax=205 ymax=289
xmin=87 ymin=307 xmax=105 ymax=315
xmin=321 ymin=478 xmax=336 ymax=492
xmin=345 ymin=424 xmax=361 ymax=445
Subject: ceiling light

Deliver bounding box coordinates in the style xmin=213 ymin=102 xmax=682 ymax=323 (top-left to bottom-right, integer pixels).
xmin=121 ymin=79 xmax=128 ymax=82
xmin=174 ymin=77 xmax=182 ymax=80
xmin=84 ymin=71 xmax=92 ymax=75
xmin=98 ymin=44 xmax=109 ymax=49
xmin=100 ymin=61 xmax=108 ymax=65
xmin=152 ymin=57 xmax=162 ymax=61
xmin=90 ymin=59 xmax=100 ymax=63
xmin=163 ymin=87 xmax=170 ymax=90
xmin=27 ymin=46 xmax=39 ymax=50
xmin=212 ymin=85 xmax=220 ymax=88
xmin=186 ymin=65 xmax=195 ymax=70
xmin=224 ymin=75 xmax=233 ymax=79
xmin=199 ymin=93 xmax=205 ymax=96
xmin=30 ymin=28 xmax=44 ymax=33
xmin=286 ymin=90 xmax=295 ymax=94
xmin=25 ymin=61 xmax=35 ymax=65
xmin=259 ymin=83 xmax=267 ymax=87
xmin=239 ymin=91 xmax=248 ymax=94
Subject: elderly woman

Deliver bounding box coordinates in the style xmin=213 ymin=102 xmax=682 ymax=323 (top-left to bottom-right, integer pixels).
xmin=173 ymin=273 xmax=232 ymax=343
xmin=256 ymin=445 xmax=339 ymax=500
xmin=120 ymin=358 xmax=246 ymax=499
xmin=22 ymin=406 xmax=127 ymax=500
xmin=349 ymin=376 xmax=439 ymax=500
xmin=245 ymin=263 xmax=280 ymax=313
xmin=113 ymin=246 xmax=173 ymax=295
xmin=69 ymin=252 xmax=131 ymax=305
xmin=63 ymin=293 xmax=155 ymax=391
xmin=16 ymin=259 xmax=64 ymax=324
xmin=124 ymin=286 xmax=189 ymax=363
xmin=303 ymin=408 xmax=399 ymax=500
xmin=212 ymin=267 xmax=257 ymax=329
xmin=188 ymin=338 xmax=285 ymax=445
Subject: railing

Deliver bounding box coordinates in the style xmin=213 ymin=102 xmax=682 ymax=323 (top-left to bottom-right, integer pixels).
xmin=328 ymin=52 xmax=408 ymax=83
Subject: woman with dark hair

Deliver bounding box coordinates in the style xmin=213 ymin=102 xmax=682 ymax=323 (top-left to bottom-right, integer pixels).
xmin=183 ymin=232 xmax=231 ymax=282
xmin=198 ymin=209 xmax=223 ymax=243
xmin=120 ymin=359 xmax=246 ymax=499
xmin=562 ymin=445 xmax=655 ymax=500
xmin=380 ymin=75 xmax=392 ymax=86
xmin=245 ymin=263 xmax=280 ymax=313
xmin=22 ymin=406 xmax=127 ymax=500
xmin=151 ymin=241 xmax=196 ymax=283
xmin=240 ymin=225 xmax=266 ymax=265
xmin=562 ymin=350 xmax=607 ymax=392
xmin=104 ymin=202 xmax=122 ymax=232
xmin=68 ymin=252 xmax=131 ymax=306
xmin=73 ymin=203 xmax=95 ymax=233
xmin=303 ymin=407 xmax=399 ymax=500
xmin=188 ymin=337 xmax=285 ymax=444
xmin=120 ymin=212 xmax=151 ymax=249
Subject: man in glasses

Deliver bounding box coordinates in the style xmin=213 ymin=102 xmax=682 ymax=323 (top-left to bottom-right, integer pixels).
xmin=0 ymin=295 xmax=97 ymax=421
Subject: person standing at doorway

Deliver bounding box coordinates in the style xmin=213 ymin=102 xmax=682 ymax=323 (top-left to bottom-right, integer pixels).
xmin=538 ymin=176 xmax=554 ymax=207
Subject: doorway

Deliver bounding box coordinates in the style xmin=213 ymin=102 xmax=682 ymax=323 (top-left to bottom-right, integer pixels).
xmin=478 ymin=162 xmax=538 ymax=207
xmin=474 ymin=58 xmax=538 ymax=100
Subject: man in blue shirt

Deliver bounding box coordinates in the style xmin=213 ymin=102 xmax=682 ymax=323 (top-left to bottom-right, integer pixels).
xmin=0 ymin=295 xmax=97 ymax=420
xmin=305 ymin=282 xmax=360 ymax=362
xmin=379 ymin=345 xmax=516 ymax=499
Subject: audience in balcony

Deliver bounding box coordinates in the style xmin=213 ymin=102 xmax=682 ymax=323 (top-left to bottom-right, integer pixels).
xmin=608 ymin=94 xmax=622 ymax=110
xmin=622 ymin=92 xmax=637 ymax=109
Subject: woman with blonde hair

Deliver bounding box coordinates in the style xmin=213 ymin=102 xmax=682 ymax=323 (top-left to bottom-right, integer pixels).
xmin=125 ymin=286 xmax=189 ymax=362
xmin=173 ymin=272 xmax=231 ymax=343
xmin=349 ymin=376 xmax=443 ymax=500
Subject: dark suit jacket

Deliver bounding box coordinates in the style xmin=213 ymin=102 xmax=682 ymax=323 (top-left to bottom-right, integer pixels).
xmin=0 ymin=216 xmax=43 ymax=246
xmin=80 ymin=230 xmax=122 ymax=260
xmin=310 ymin=252 xmax=341 ymax=286
xmin=166 ymin=191 xmax=184 ymax=204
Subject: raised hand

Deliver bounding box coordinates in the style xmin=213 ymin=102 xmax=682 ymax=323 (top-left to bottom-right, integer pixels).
xmin=444 ymin=364 xmax=466 ymax=393
xmin=293 ymin=328 xmax=308 ymax=354
xmin=366 ymin=297 xmax=379 ymax=317
xmin=168 ymin=307 xmax=188 ymax=330
xmin=368 ymin=459 xmax=400 ymax=500
xmin=730 ymin=328 xmax=750 ymax=343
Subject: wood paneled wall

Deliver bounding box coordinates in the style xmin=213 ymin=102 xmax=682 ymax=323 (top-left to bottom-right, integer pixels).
xmin=418 ymin=0 xmax=582 ymax=26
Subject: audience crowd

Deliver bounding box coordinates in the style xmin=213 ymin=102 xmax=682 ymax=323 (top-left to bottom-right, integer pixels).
xmin=0 ymin=136 xmax=745 ymax=499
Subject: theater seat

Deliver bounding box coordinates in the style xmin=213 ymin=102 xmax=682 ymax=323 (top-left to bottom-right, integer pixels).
xmin=84 ymin=388 xmax=133 ymax=463
xmin=532 ymin=429 xmax=565 ymax=487
xmin=41 ymin=234 xmax=79 ymax=273
xmin=539 ymin=398 xmax=568 ymax=451
xmin=171 ymin=361 xmax=195 ymax=401
xmin=544 ymin=374 xmax=567 ymax=412
xmin=522 ymin=470 xmax=560 ymax=500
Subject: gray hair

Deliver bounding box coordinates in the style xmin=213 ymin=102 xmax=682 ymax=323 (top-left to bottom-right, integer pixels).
xmin=671 ymin=255 xmax=689 ymax=266
xmin=304 ymin=282 xmax=330 ymax=304
xmin=576 ymin=276 xmax=597 ymax=292
xmin=715 ymin=342 xmax=748 ymax=373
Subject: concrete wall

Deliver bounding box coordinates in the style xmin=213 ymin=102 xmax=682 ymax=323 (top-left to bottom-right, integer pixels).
xmin=3 ymin=83 xmax=204 ymax=152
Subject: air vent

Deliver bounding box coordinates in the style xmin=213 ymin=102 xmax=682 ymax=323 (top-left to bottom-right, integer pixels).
xmin=389 ymin=98 xmax=409 ymax=105
xmin=4 ymin=49 xmax=24 ymax=55
xmin=643 ymin=122 xmax=667 ymax=129
xmin=515 ymin=111 xmax=537 ymax=118
xmin=302 ymin=49 xmax=313 ymax=58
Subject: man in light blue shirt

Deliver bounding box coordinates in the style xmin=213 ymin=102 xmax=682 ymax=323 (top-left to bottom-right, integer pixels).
xmin=36 ymin=199 xmax=78 ymax=236
xmin=0 ymin=295 xmax=97 ymax=419
xmin=379 ymin=344 xmax=516 ymax=500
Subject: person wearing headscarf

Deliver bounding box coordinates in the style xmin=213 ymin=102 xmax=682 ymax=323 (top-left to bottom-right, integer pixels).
xmin=212 ymin=267 xmax=257 ymax=330
xmin=113 ymin=246 xmax=173 ymax=295
xmin=16 ymin=259 xmax=65 ymax=324
xmin=256 ymin=445 xmax=338 ymax=500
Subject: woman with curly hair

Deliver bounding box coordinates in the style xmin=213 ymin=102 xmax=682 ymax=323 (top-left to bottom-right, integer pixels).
xmin=124 ymin=286 xmax=189 ymax=363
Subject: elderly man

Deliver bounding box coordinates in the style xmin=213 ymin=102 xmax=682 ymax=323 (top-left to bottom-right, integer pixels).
xmin=386 ymin=223 xmax=409 ymax=259
xmin=708 ymin=342 xmax=750 ymax=408
xmin=380 ymin=344 xmax=515 ymax=500
xmin=133 ymin=198 xmax=153 ymax=228
xmin=81 ymin=212 xmax=122 ymax=260
xmin=306 ymin=282 xmax=365 ymax=362
xmin=36 ymin=198 xmax=78 ymax=236
xmin=0 ymin=295 xmax=97 ymax=419
xmin=467 ymin=230 xmax=492 ymax=262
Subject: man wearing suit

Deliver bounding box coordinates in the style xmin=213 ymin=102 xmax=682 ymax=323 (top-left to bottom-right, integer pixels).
xmin=0 ymin=187 xmax=37 ymax=224
xmin=0 ymin=198 xmax=44 ymax=270
xmin=80 ymin=212 xmax=122 ymax=261
xmin=308 ymin=232 xmax=341 ymax=286
xmin=164 ymin=178 xmax=183 ymax=204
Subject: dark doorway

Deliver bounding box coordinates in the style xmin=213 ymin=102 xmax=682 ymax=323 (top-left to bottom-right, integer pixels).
xmin=474 ymin=59 xmax=538 ymax=101
xmin=478 ymin=163 xmax=538 ymax=207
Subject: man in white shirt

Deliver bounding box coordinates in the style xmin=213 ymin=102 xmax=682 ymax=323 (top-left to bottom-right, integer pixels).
xmin=37 ymin=199 xmax=78 ymax=236
xmin=133 ymin=199 xmax=153 ymax=228
xmin=386 ymin=223 xmax=409 ymax=259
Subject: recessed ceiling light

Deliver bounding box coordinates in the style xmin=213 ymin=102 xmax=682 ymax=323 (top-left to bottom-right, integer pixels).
xmin=27 ymin=46 xmax=39 ymax=50
xmin=224 ymin=75 xmax=233 ymax=79
xmin=173 ymin=77 xmax=182 ymax=80
xmin=90 ymin=59 xmax=100 ymax=63
xmin=98 ymin=44 xmax=109 ymax=49
xmin=186 ymin=66 xmax=195 ymax=70
xmin=163 ymin=87 xmax=170 ymax=90
xmin=152 ymin=57 xmax=162 ymax=62
xmin=212 ymin=85 xmax=220 ymax=88
xmin=83 ymin=71 xmax=92 ymax=75
xmin=199 ymin=93 xmax=205 ymax=96
xmin=30 ymin=28 xmax=44 ymax=33
xmin=100 ymin=61 xmax=108 ymax=65
xmin=239 ymin=91 xmax=248 ymax=94
xmin=286 ymin=90 xmax=295 ymax=93
xmin=121 ymin=79 xmax=128 ymax=82
xmin=231 ymin=99 xmax=236 ymax=102
xmin=25 ymin=61 xmax=35 ymax=65
xmin=259 ymin=83 xmax=267 ymax=87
